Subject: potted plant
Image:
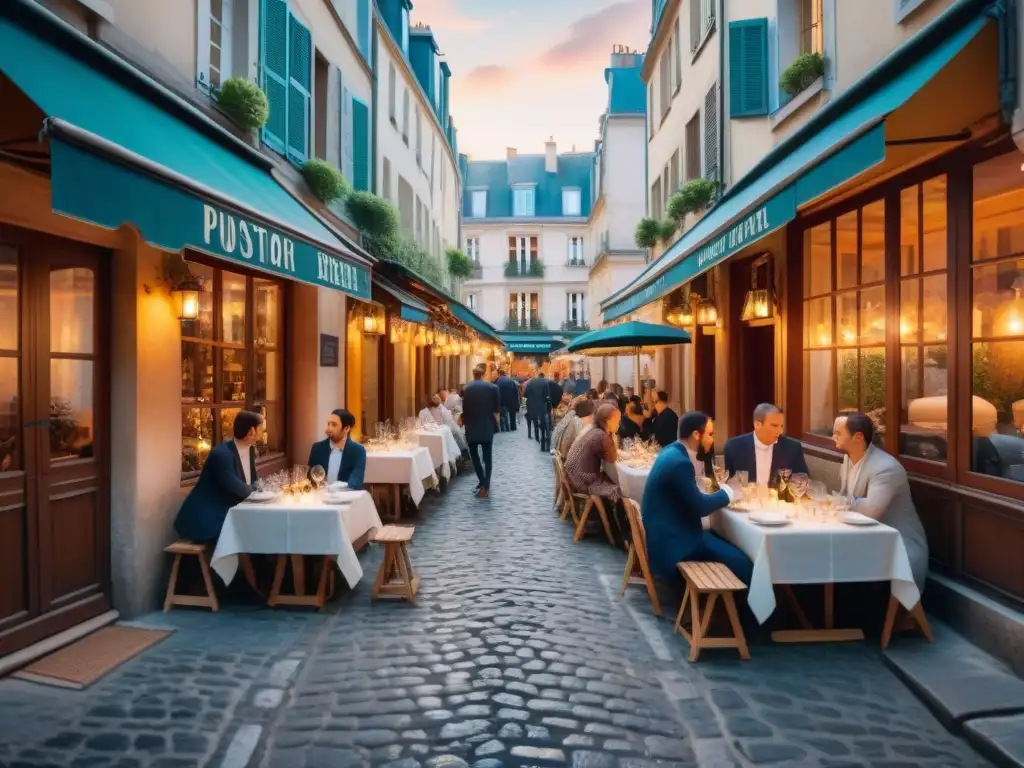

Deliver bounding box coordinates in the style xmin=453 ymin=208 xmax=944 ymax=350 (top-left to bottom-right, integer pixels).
xmin=446 ymin=247 xmax=473 ymax=279
xmin=301 ymin=159 xmax=350 ymax=203
xmin=345 ymin=191 xmax=400 ymax=250
xmin=780 ymin=52 xmax=825 ymax=97
xmin=635 ymin=217 xmax=660 ymax=249
xmin=216 ymin=77 xmax=270 ymax=132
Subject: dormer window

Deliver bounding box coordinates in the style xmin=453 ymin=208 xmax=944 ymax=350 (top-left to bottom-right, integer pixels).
xmin=513 ymin=186 xmax=536 ymax=217
xmin=471 ymin=190 xmax=488 ymax=218
xmin=562 ymin=188 xmax=582 ymax=216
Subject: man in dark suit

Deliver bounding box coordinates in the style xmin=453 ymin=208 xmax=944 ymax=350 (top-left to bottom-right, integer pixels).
xmin=175 ymin=410 xmax=261 ymax=544
xmin=642 ymin=411 xmax=752 ymax=585
xmin=307 ymin=408 xmax=367 ymax=489
xmin=650 ymin=390 xmax=679 ymax=448
xmin=463 ymin=365 xmax=500 ymax=498
xmin=723 ymin=403 xmax=809 ymax=487
xmin=494 ymin=369 xmax=520 ymax=432
xmin=618 ymin=402 xmax=648 ymax=442
xmin=524 ymin=372 xmax=553 ymax=451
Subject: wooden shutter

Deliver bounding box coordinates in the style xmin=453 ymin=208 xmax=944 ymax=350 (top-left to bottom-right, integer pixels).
xmin=690 ymin=0 xmax=700 ymax=52
xmin=286 ymin=12 xmax=312 ymax=163
xmin=260 ymin=0 xmax=289 ymax=153
xmin=703 ymin=85 xmax=718 ymax=180
xmin=352 ymin=98 xmax=370 ymax=191
xmin=685 ymin=113 xmax=700 ymax=180
xmin=340 ymin=78 xmax=354 ymax=183
xmin=728 ymin=18 xmax=768 ymax=117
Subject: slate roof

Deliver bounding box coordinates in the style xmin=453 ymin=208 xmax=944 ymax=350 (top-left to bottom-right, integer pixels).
xmin=462 ymin=152 xmax=595 ymax=219
xmin=606 ymin=64 xmax=646 ymax=114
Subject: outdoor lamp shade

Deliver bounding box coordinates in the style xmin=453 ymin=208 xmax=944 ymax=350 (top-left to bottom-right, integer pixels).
xmin=173 ymin=280 xmax=202 ymax=321
xmin=461 ymin=341 xmax=471 ymax=355
xmin=362 ymin=306 xmax=383 ymax=335
xmin=740 ymin=289 xmax=773 ymax=322
xmin=696 ymin=298 xmax=719 ymax=326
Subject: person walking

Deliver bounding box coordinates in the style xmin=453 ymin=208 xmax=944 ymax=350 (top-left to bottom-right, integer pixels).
xmin=462 ymin=365 xmax=500 ymax=498
xmin=494 ymin=369 xmax=520 ymax=432
xmin=525 ymin=371 xmax=552 ymax=451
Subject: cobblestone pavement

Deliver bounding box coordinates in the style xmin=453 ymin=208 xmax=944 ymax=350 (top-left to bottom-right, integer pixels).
xmin=0 ymin=428 xmax=989 ymax=768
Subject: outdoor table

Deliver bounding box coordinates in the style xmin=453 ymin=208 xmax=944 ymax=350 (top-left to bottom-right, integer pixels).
xmin=711 ymin=505 xmax=921 ymax=643
xmin=211 ymin=490 xmax=383 ymax=608
xmin=364 ymin=445 xmax=438 ymax=519
xmin=604 ymin=461 xmax=712 ymax=530
xmin=415 ymin=426 xmax=459 ymax=481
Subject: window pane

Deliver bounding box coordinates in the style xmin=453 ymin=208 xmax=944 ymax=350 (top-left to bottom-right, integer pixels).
xmin=803 ymin=223 xmax=831 ymax=296
xmin=804 ymin=350 xmax=835 ymax=436
xmin=971 ymin=341 xmax=1024 ymax=482
xmin=182 ymin=407 xmax=213 ymax=474
xmin=900 ymin=185 xmax=919 ymax=276
xmin=221 ymin=271 xmax=247 ymax=344
xmin=255 ymin=350 xmax=279 ymax=401
xmin=859 ymin=286 xmax=885 ymax=344
xmin=837 ymin=292 xmax=858 ymax=345
xmin=922 ymin=176 xmax=947 ymax=272
xmin=182 ymin=342 xmax=214 ymax=401
xmin=50 ymin=268 xmax=94 ymax=354
xmin=256 ymin=402 xmax=282 ymax=457
xmin=921 ymin=273 xmax=947 ymax=342
xmin=49 ymin=359 xmax=93 ymax=461
xmin=220 ymin=407 xmax=242 ymax=444
xmin=973 ymin=153 xmax=1024 ymax=263
xmin=0 ymin=357 xmax=17 ymax=472
xmin=836 ymin=211 xmax=858 ymax=289
xmin=837 ymin=348 xmax=859 ymax=413
xmin=900 ymin=279 xmax=919 ymax=343
xmin=861 ymin=200 xmax=885 ymax=283
xmin=222 ymin=348 xmax=247 ymax=403
xmin=901 ymin=345 xmax=949 ymax=462
xmin=181 ymin=263 xmax=215 ymax=340
xmin=971 ymin=259 xmax=1024 ymax=338
xmin=0 ymin=247 xmax=16 ymax=352
xmin=860 ymin=349 xmax=886 ymax=430
xmin=255 ymin=279 xmax=280 ymax=348
xmin=805 ymin=296 xmax=832 ymax=347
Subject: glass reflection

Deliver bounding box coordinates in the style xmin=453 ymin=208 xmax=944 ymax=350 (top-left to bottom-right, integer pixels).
xmin=836 ymin=211 xmax=858 ymax=289
xmin=861 ymin=201 xmax=885 ymax=283
xmin=922 ymin=176 xmax=947 ymax=273
xmin=859 ymin=286 xmax=885 ymax=344
xmin=803 ymin=223 xmax=832 ymax=296
xmin=181 ymin=342 xmax=213 ymax=402
xmin=221 ymin=348 xmax=247 ymax=402
xmin=255 ymin=279 xmax=279 ymax=348
xmin=50 ymin=358 xmax=93 ymax=460
xmin=805 ymin=297 xmax=832 ymax=347
xmin=181 ymin=262 xmax=214 ymax=341
xmin=0 ymin=357 xmax=17 ymax=472
xmin=182 ymin=407 xmax=213 ymax=474
xmin=0 ymin=247 xmax=17 ymax=352
xmin=805 ymin=350 xmax=835 ymax=436
xmin=50 ymin=268 xmax=94 ymax=354
xmin=222 ymin=271 xmax=247 ymax=344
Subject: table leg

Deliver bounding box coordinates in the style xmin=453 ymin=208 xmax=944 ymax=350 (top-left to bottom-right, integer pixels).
xmin=770 ymin=582 xmax=864 ymax=644
xmin=392 ymin=485 xmax=401 ymax=521
xmin=824 ymin=583 xmax=835 ymax=630
xmin=239 ymin=554 xmax=265 ymax=598
xmin=780 ymin=585 xmax=812 ymax=630
xmin=290 ymin=555 xmax=307 ymax=596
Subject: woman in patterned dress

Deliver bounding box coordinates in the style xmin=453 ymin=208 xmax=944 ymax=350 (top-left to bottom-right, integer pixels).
xmin=564 ymin=403 xmax=628 ymax=546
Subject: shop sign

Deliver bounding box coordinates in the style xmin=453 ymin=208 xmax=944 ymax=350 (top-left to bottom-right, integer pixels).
xmin=506 ymin=342 xmax=552 ymax=353
xmin=320 ymin=333 xmax=339 ymax=367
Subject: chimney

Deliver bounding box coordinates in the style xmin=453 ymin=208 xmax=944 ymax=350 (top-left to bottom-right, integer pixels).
xmin=506 ymin=147 xmax=517 ymax=161
xmin=610 ymin=44 xmax=641 ymax=69
xmin=545 ymin=137 xmax=557 ymax=173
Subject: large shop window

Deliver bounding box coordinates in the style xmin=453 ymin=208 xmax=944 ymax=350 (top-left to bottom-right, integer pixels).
xmin=971 ymin=153 xmax=1024 ymax=486
xmin=180 ymin=263 xmax=284 ymax=478
xmin=802 ymin=200 xmax=887 ymax=441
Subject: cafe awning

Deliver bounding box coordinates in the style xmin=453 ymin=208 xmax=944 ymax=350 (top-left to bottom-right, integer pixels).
xmin=0 ymin=1 xmax=372 ymax=300
xmin=602 ymin=0 xmax=997 ymax=322
xmin=449 ymin=302 xmax=504 ymax=345
xmin=499 ymin=333 xmax=574 ymax=355
xmin=373 ymin=277 xmax=430 ymax=325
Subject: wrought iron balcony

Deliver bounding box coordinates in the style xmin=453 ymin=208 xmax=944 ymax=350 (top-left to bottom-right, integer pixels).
xmin=561 ymin=320 xmax=590 ymax=332
xmin=504 ymin=260 xmax=545 ymax=278
xmin=504 ymin=317 xmax=547 ymax=331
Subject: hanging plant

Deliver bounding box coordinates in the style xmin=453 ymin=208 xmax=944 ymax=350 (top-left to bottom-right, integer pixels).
xmin=668 ymin=178 xmax=718 ymax=224
xmin=346 ymin=191 xmax=400 ymax=245
xmin=658 ymin=218 xmax=678 ymax=243
xmin=446 ymin=247 xmax=473 ymax=278
xmin=301 ymin=159 xmax=350 ymax=203
xmin=216 ymin=77 xmax=269 ymax=131
xmin=780 ymin=52 xmax=825 ymax=97
xmin=635 ymin=217 xmax=660 ymax=249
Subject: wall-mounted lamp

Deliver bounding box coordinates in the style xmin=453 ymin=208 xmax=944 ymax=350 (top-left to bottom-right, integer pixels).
xmin=740 ymin=254 xmax=775 ymax=323
xmin=362 ymin=304 xmax=384 ymax=335
xmin=696 ymin=297 xmax=719 ymax=327
xmin=172 ymin=278 xmax=203 ymax=321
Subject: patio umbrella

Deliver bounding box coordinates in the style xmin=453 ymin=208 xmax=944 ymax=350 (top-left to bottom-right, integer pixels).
xmin=565 ymin=321 xmax=691 ymax=391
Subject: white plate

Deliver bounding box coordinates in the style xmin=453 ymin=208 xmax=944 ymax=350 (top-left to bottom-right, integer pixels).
xmin=749 ymin=513 xmax=790 ymax=526
xmin=842 ymin=511 xmax=878 ymax=526
xmin=322 ymin=494 xmax=352 ymax=505
xmin=247 ymin=491 xmax=279 ymax=503
xmin=328 ymin=481 xmax=349 ymax=491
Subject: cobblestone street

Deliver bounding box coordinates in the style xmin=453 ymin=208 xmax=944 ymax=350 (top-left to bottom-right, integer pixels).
xmin=0 ymin=428 xmax=989 ymax=768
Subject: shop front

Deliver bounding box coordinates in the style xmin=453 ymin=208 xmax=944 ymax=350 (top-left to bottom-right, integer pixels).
xmin=0 ymin=1 xmax=372 ymax=656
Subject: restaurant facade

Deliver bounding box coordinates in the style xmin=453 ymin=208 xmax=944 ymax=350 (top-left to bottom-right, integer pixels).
xmin=607 ymin=0 xmax=1024 ymax=615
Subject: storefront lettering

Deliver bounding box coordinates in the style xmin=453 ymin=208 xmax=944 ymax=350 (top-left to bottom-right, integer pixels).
xmin=202 ymin=204 xmax=296 ymax=273
xmin=317 ymin=251 xmax=361 ymax=293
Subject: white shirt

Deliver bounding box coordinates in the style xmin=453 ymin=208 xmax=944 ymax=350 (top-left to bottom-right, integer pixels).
xmin=327 ymin=439 xmax=346 ymax=483
xmin=842 ymin=446 xmax=870 ymax=498
xmin=754 ymin=434 xmax=775 ymax=486
xmin=233 ymin=441 xmax=251 ymax=485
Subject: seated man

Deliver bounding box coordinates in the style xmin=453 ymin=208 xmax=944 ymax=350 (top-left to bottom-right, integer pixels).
xmin=174 ymin=410 xmax=262 ymax=544
xmin=724 ymin=402 xmax=809 ymax=486
xmin=649 ymin=391 xmax=679 ymax=448
xmin=308 ymin=409 xmax=366 ymax=490
xmin=835 ymin=412 xmax=929 ymax=592
xmin=619 ymin=401 xmax=648 ymax=442
xmin=556 ymin=398 xmax=595 ymax=461
xmin=642 ymin=411 xmax=753 ymax=585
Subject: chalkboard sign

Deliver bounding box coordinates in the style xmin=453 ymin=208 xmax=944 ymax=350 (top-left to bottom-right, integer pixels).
xmin=320 ymin=333 xmax=339 ymax=367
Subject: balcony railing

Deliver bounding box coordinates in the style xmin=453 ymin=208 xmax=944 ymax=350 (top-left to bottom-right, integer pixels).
xmin=505 ymin=317 xmax=547 ymax=331
xmin=504 ymin=260 xmax=545 ymax=278
xmin=566 ymin=258 xmax=587 ymax=267
xmin=561 ymin=320 xmax=590 ymax=332
xmin=471 ymin=262 xmax=482 ymax=278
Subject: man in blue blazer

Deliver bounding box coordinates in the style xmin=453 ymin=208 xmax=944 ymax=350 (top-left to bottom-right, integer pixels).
xmin=494 ymin=369 xmax=520 ymax=432
xmin=175 ymin=410 xmax=262 ymax=544
xmin=642 ymin=411 xmax=753 ymax=585
xmin=308 ymin=409 xmax=366 ymax=490
xmin=723 ymin=403 xmax=809 ymax=487
xmin=462 ymin=366 xmax=500 ymax=497
xmin=524 ymin=372 xmax=553 ymax=451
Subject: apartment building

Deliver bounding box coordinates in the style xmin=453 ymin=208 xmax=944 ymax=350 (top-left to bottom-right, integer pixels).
xmin=460 ymin=142 xmax=594 ymax=358
xmin=608 ymin=0 xmax=1024 ymax=673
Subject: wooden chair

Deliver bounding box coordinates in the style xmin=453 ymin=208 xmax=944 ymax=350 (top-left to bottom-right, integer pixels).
xmin=554 ymin=456 xmax=582 ymax=526
xmin=881 ymin=595 xmax=935 ymax=649
xmin=371 ymin=525 xmax=419 ymax=605
xmin=573 ymin=494 xmax=616 ymax=546
xmin=163 ymin=540 xmax=219 ymax=612
xmin=674 ymin=561 xmax=749 ymax=661
xmin=552 ymin=455 xmax=567 ymax=513
xmin=620 ymin=499 xmax=662 ymax=616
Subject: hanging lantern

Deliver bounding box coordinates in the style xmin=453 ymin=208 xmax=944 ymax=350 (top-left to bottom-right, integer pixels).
xmin=172 ymin=278 xmax=203 ymax=321
xmin=414 ymin=326 xmax=427 ymax=347
xmin=426 ymin=326 xmax=436 ymax=345
xmin=362 ymin=304 xmax=383 ymax=335
xmin=461 ymin=340 xmax=471 ymax=355
xmin=739 ymin=254 xmax=775 ymax=323
xmin=696 ymin=297 xmax=719 ymax=327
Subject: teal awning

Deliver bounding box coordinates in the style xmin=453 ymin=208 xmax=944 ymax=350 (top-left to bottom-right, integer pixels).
xmin=449 ymin=302 xmax=503 ymax=345
xmin=566 ymin=322 xmax=691 ymax=352
xmin=374 ymin=277 xmax=430 ymax=325
xmin=0 ymin=7 xmax=372 ymax=300
xmin=602 ymin=7 xmax=992 ymax=322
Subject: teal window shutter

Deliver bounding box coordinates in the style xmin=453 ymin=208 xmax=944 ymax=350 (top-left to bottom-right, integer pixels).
xmin=286 ymin=12 xmax=312 ymax=164
xmin=259 ymin=0 xmax=288 ymax=153
xmin=728 ymin=18 xmax=768 ymax=117
xmin=356 ymin=0 xmax=371 ymax=62
xmin=352 ymin=98 xmax=369 ymax=191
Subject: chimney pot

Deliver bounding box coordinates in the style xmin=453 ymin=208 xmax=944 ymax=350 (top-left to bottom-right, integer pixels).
xmin=506 ymin=147 xmax=517 ymax=160
xmin=545 ymin=139 xmax=557 ymax=173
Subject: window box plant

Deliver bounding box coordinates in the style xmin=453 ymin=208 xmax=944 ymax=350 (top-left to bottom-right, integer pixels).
xmin=780 ymin=52 xmax=825 ymax=98
xmin=216 ymin=77 xmax=269 ymax=132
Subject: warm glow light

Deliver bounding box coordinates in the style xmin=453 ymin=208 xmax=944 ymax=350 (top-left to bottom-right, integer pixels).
xmin=696 ymin=298 xmax=719 ymax=326
xmin=842 ymin=328 xmax=856 ymax=343
xmin=1010 ymin=315 xmax=1023 ymax=335
xmin=198 ymin=439 xmax=211 ymax=453
xmin=899 ymin=318 xmax=912 ymax=337
xmin=426 ymin=328 xmax=436 ymax=345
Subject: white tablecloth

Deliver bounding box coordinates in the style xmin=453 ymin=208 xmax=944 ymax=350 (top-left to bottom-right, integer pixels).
xmin=604 ymin=461 xmax=650 ymax=502
xmin=415 ymin=427 xmax=459 ymax=480
xmin=210 ymin=490 xmax=383 ymax=588
xmin=711 ymin=508 xmax=921 ymax=624
xmin=364 ymin=446 xmax=438 ymax=506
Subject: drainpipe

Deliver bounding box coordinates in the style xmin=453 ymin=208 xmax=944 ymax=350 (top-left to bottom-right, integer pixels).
xmin=370 ymin=15 xmax=379 ymax=195
xmin=718 ymin=0 xmax=726 ymax=195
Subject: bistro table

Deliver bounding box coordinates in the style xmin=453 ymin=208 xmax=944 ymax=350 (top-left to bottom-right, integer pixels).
xmin=604 ymin=460 xmax=713 ymax=530
xmin=415 ymin=426 xmax=459 ymax=481
xmin=711 ymin=505 xmax=921 ymax=643
xmin=364 ymin=445 xmax=438 ymax=520
xmin=211 ymin=489 xmax=383 ymax=609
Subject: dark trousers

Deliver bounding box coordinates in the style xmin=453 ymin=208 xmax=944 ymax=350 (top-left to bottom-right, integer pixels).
xmin=537 ymin=413 xmax=551 ymax=452
xmin=687 ymin=531 xmax=754 ymax=585
xmin=468 ymin=440 xmax=493 ymax=490
xmin=508 ymin=409 xmax=517 ymax=431
xmin=499 ymin=407 xmax=510 ymax=432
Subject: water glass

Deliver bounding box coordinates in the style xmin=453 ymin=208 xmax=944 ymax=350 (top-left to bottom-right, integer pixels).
xmin=735 ymin=470 xmax=749 ymax=486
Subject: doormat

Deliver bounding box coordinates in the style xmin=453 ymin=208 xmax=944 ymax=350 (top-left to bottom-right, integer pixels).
xmin=13 ymin=626 xmax=173 ymax=690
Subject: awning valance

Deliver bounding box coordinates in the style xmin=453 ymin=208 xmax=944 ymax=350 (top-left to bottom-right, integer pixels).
xmin=0 ymin=6 xmax=372 ymax=300
xmin=602 ymin=4 xmax=993 ymax=322
xmin=499 ymin=332 xmax=574 ymax=355
xmin=373 ymin=277 xmax=430 ymax=325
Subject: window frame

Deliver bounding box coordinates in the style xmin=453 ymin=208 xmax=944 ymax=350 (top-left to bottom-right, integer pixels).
xmin=512 ymin=186 xmax=536 ymax=218
xmin=562 ymin=187 xmax=582 ymax=217
xmin=196 ymin=0 xmax=235 ymax=91
xmin=470 ymin=189 xmax=487 ymax=219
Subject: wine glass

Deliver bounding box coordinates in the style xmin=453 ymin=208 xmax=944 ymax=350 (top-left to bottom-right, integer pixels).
xmin=735 ymin=470 xmax=749 ymax=487
xmin=807 ymin=480 xmax=827 ymax=517
xmin=789 ymin=473 xmax=809 ymax=512
xmin=310 ymin=465 xmax=326 ymax=490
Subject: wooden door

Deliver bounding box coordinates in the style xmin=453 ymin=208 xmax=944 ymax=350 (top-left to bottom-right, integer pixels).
xmin=0 ymin=229 xmax=110 ymax=657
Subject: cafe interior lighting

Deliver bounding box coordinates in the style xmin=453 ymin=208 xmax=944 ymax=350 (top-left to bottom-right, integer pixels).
xmin=426 ymin=327 xmax=436 ymax=345
xmin=173 ymin=278 xmax=202 ymax=321
xmin=696 ymin=297 xmax=719 ymax=327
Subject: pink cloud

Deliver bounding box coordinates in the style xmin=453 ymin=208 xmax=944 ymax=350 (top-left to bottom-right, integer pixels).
xmin=539 ymin=0 xmax=648 ymax=69
xmin=409 ymin=0 xmax=493 ymax=32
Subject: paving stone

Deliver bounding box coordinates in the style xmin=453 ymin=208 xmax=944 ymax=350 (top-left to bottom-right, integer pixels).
xmin=440 ymin=721 xmax=491 ymax=739
xmin=498 ymin=723 xmax=524 ymax=738
xmin=964 ymin=713 xmax=1024 ymax=767
xmin=570 ymin=752 xmax=617 ymax=768
xmin=474 ymin=739 xmax=505 ymax=756
xmin=510 ymin=746 xmax=566 ymax=762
